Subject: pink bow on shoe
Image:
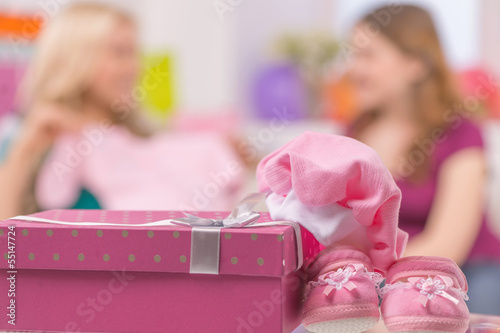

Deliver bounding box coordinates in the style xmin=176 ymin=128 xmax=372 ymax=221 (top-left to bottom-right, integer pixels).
xmin=408 ymin=276 xmax=460 ymax=307
xmin=308 ymin=263 xmax=382 ymax=296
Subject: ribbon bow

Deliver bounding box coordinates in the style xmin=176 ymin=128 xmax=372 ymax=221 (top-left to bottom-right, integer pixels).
xmin=170 ymin=193 xmax=264 ymax=228
xmin=408 ymin=276 xmax=459 ymax=307
xmin=315 ymin=263 xmax=366 ymax=296
xmin=168 ymin=192 xmax=303 ymax=274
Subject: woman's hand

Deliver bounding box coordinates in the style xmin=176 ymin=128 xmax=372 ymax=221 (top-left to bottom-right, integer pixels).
xmin=14 ymin=104 xmax=84 ymax=164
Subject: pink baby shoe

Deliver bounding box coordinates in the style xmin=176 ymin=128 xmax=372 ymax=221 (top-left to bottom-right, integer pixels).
xmin=380 ymin=256 xmax=470 ymax=333
xmin=302 ymin=245 xmax=383 ymax=333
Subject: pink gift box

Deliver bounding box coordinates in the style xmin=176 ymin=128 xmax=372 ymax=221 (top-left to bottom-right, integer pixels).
xmin=0 ymin=210 xmax=322 ymax=332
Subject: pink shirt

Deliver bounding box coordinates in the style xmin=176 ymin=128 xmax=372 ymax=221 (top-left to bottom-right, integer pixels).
xmin=36 ymin=125 xmax=244 ymax=211
xmin=396 ymin=118 xmax=500 ymax=262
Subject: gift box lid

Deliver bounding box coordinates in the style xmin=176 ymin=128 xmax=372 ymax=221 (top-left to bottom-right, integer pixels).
xmin=0 ymin=210 xmax=313 ymax=278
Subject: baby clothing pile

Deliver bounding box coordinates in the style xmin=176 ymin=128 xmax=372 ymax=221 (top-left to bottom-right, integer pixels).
xmin=257 ymin=131 xmax=470 ymax=333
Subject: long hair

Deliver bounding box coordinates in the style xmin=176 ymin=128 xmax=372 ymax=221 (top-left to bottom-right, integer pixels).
xmin=19 ymin=2 xmax=152 ymax=136
xmin=350 ymin=5 xmax=462 ymax=180
xmin=17 ymin=3 xmax=151 ymax=214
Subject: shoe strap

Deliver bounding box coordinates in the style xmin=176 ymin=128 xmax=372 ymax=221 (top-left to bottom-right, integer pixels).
xmin=380 ymin=275 xmax=469 ymax=307
xmin=305 ymin=263 xmax=383 ymax=298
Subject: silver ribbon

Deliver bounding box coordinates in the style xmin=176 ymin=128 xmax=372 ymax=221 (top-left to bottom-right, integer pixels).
xmin=170 ymin=192 xmax=265 ymax=274
xmin=170 ymin=192 xmax=264 ymax=228
xmin=8 ymin=193 xmax=303 ymax=275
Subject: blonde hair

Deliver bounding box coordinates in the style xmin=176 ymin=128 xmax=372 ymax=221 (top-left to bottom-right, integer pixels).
xmin=21 ymin=3 xmax=134 ymax=109
xmin=19 ymin=3 xmax=154 ymax=136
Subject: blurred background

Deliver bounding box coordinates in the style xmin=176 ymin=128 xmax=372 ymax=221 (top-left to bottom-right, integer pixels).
xmin=0 ymin=1 xmax=494 ymax=128
xmin=1 ymin=0 xmax=500 ymax=319
xmin=2 ymin=0 xmax=498 ymax=226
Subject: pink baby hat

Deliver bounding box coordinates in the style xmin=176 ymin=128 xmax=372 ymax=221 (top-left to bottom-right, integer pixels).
xmin=256 ymin=131 xmax=408 ymax=274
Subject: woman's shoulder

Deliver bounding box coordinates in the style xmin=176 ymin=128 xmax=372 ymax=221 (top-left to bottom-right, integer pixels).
xmin=436 ymin=116 xmax=484 ymax=162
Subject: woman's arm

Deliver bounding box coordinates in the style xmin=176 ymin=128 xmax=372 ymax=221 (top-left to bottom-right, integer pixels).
xmin=404 ymin=148 xmax=486 ymax=265
xmin=0 ymin=137 xmax=47 ymax=220
xmin=0 ymin=105 xmax=83 ymax=220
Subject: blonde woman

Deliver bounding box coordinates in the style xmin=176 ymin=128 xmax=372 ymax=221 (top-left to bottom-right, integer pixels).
xmin=0 ymin=3 xmax=243 ymax=220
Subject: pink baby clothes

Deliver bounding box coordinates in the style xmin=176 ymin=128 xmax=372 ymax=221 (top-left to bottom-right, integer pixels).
xmin=36 ymin=124 xmax=244 ymax=211
xmin=257 ymin=131 xmax=408 ymax=274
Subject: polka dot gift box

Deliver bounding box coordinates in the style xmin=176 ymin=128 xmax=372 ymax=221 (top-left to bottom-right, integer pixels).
xmin=0 ymin=195 xmax=322 ymax=333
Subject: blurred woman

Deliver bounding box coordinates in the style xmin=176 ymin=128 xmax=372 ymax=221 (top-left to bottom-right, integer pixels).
xmin=0 ymin=3 xmax=243 ymax=219
xmin=348 ymin=5 xmax=500 ymax=314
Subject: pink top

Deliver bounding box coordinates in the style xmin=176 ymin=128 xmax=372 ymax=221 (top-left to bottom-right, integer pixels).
xmin=36 ymin=125 xmax=244 ymax=211
xmin=396 ymin=118 xmax=500 ymax=262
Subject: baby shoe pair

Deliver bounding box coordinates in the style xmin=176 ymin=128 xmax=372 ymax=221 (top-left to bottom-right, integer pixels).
xmin=256 ymin=132 xmax=470 ymax=332
xmin=302 ymin=246 xmax=470 ymax=333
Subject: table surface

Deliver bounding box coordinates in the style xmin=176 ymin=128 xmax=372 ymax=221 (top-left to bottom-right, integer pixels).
xmin=0 ymin=314 xmax=498 ymax=333
xmin=291 ymin=314 xmax=500 ymax=333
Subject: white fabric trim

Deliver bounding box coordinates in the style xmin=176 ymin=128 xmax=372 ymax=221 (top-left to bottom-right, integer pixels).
xmin=266 ymin=190 xmax=362 ymax=246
